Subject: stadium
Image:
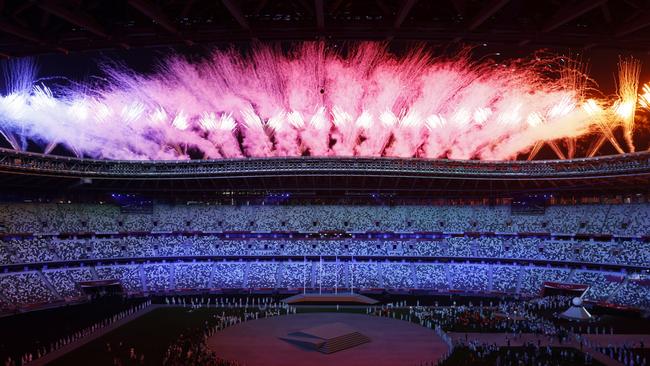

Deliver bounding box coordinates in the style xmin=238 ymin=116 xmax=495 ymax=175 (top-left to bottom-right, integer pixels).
xmin=0 ymin=1 xmax=650 ymax=365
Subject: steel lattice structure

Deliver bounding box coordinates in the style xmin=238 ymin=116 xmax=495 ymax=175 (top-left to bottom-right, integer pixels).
xmin=0 ymin=0 xmax=649 ymax=56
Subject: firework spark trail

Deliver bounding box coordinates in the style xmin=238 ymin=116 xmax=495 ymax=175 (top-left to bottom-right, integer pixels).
xmin=241 ymin=108 xmax=273 ymax=157
xmin=356 ymin=110 xmax=394 ymax=156
xmin=212 ymin=113 xmax=242 ymax=158
xmin=267 ymin=111 xmax=300 ymax=157
xmin=0 ymin=43 xmax=645 ymax=160
xmin=582 ymin=99 xmax=625 ymax=155
xmin=615 ymin=57 xmax=642 ymax=153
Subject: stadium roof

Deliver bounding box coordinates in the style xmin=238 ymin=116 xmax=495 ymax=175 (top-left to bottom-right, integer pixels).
xmin=1 ymin=148 xmax=649 ymax=197
xmin=1 ymin=0 xmax=650 ymax=56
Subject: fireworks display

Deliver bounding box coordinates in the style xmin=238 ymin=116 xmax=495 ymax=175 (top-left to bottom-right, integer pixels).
xmin=0 ymin=42 xmax=648 ymax=161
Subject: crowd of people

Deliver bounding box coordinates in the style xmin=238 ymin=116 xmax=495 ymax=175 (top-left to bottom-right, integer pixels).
xmin=163 ymin=303 xmax=291 ymax=366
xmin=0 ymin=272 xmax=59 ymax=306
xmin=596 ymin=344 xmax=648 ymax=366
xmin=439 ymin=344 xmax=598 ymax=366
xmin=1 ymin=261 xmax=647 ymax=310
xmin=2 ymin=299 xmax=151 ymax=366
xmin=377 ymin=296 xmax=575 ymax=336
xmin=2 ymin=291 xmax=647 ymax=366
xmin=0 ymin=235 xmax=647 ymax=267
xmin=0 ymin=202 xmax=648 ymax=312
xmin=0 ymin=202 xmax=648 ymax=235
xmin=94 ymin=298 xmax=293 ymax=366
xmin=366 ymin=295 xmax=637 ymax=365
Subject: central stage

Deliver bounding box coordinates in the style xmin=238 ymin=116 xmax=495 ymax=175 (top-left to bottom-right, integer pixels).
xmin=282 ymin=293 xmax=379 ymax=304
xmin=207 ymin=313 xmax=449 ymax=366
xmin=280 ymin=322 xmax=371 ymax=353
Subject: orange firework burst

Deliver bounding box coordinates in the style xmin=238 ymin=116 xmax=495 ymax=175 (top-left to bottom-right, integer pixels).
xmin=640 ymin=83 xmax=650 ymax=109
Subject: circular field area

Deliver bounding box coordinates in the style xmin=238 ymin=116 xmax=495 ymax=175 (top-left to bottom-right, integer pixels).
xmin=208 ymin=312 xmax=449 ymax=366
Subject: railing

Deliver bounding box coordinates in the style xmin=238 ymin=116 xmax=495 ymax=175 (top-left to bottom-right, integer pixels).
xmin=0 ymin=147 xmax=649 ymax=178
xmin=1 ymin=254 xmax=647 ymax=274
